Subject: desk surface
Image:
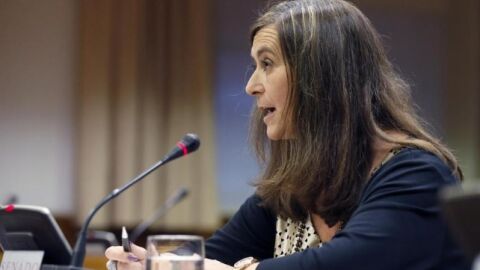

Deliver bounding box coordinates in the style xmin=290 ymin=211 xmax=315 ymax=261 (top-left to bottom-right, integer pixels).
xmin=85 ymin=255 xmax=108 ymax=270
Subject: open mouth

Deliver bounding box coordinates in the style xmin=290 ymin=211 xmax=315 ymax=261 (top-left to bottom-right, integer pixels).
xmin=264 ymin=107 xmax=276 ymax=115
xmin=263 ymin=107 xmax=276 ymax=122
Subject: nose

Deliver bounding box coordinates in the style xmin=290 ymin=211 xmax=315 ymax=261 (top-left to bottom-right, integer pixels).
xmin=245 ymin=70 xmax=263 ymax=96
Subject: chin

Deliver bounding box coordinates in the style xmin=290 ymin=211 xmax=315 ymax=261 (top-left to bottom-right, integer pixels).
xmin=266 ymin=129 xmax=282 ymax=141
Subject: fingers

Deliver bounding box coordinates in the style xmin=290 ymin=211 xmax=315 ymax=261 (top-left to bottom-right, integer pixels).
xmin=204 ymin=259 xmax=235 ymax=270
xmin=105 ymin=260 xmax=143 ymax=270
xmin=131 ymin=243 xmax=147 ymax=259
xmin=105 ymin=245 xmax=146 ymax=270
xmin=105 ymin=246 xmax=129 ymax=262
xmin=117 ymin=261 xmax=144 ymax=270
xmin=105 ymin=245 xmax=146 ymax=263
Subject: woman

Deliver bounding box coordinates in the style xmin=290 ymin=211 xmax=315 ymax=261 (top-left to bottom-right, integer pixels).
xmin=106 ymin=0 xmax=469 ymax=269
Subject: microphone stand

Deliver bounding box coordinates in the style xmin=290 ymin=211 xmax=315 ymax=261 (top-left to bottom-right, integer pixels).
xmin=70 ymin=159 xmax=166 ymax=266
xmin=70 ymin=134 xmax=200 ymax=267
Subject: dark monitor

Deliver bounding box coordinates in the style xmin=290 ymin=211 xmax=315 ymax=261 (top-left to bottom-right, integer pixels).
xmin=0 ymin=204 xmax=72 ymax=265
xmin=440 ymin=184 xmax=480 ymax=263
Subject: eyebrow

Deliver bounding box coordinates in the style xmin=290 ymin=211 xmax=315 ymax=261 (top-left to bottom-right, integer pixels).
xmin=252 ymin=46 xmax=276 ymax=59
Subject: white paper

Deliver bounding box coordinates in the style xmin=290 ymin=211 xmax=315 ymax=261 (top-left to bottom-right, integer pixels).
xmin=0 ymin=251 xmax=44 ymax=270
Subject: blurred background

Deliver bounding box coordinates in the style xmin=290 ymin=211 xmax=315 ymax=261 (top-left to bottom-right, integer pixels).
xmin=0 ymin=0 xmax=479 ymax=262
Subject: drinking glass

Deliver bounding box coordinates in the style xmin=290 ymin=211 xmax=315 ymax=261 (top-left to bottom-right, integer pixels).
xmin=474 ymin=254 xmax=480 ymax=270
xmin=145 ymin=235 xmax=204 ymax=270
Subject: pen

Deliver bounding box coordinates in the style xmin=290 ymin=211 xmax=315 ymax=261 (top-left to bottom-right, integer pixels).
xmin=122 ymin=226 xmax=132 ymax=252
xmin=107 ymin=226 xmax=133 ymax=270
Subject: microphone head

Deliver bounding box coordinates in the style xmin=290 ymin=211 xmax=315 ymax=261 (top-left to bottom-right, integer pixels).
xmin=163 ymin=133 xmax=201 ymax=163
xmin=181 ymin=133 xmax=200 ymax=154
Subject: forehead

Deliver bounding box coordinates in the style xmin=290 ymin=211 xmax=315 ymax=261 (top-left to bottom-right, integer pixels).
xmin=251 ymin=26 xmax=282 ymax=58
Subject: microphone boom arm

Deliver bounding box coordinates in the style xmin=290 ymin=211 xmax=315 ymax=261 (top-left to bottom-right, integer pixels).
xmin=70 ymin=159 xmax=165 ymax=266
xmin=70 ymin=133 xmax=200 ymax=267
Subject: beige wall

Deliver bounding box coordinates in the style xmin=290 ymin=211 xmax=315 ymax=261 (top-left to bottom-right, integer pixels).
xmin=0 ymin=0 xmax=78 ymax=214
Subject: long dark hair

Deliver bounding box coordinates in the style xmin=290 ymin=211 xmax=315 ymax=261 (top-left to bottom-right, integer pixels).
xmin=250 ymin=0 xmax=462 ymax=226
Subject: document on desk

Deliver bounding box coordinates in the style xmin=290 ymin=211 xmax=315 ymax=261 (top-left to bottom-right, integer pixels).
xmin=0 ymin=250 xmax=44 ymax=270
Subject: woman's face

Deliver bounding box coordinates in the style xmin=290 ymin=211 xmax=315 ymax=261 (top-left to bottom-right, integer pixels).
xmin=246 ymin=26 xmax=291 ymax=140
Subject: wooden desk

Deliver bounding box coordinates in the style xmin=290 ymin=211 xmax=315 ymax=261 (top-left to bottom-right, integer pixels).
xmin=84 ymin=255 xmax=108 ymax=270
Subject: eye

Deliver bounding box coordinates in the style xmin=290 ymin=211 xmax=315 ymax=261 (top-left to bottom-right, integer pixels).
xmin=260 ymin=59 xmax=273 ymax=71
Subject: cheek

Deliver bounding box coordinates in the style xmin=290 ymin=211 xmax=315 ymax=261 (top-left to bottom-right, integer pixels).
xmin=275 ymin=75 xmax=290 ymax=109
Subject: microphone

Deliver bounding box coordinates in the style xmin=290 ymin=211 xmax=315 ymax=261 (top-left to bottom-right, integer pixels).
xmin=130 ymin=187 xmax=189 ymax=242
xmin=70 ymin=133 xmax=200 ymax=267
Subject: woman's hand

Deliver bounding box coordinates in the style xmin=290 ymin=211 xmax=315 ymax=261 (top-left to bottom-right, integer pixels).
xmin=105 ymin=246 xmax=255 ymax=270
xmin=205 ymin=259 xmax=258 ymax=270
xmin=105 ymin=243 xmax=146 ymax=270
xmin=204 ymin=259 xmax=235 ymax=270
